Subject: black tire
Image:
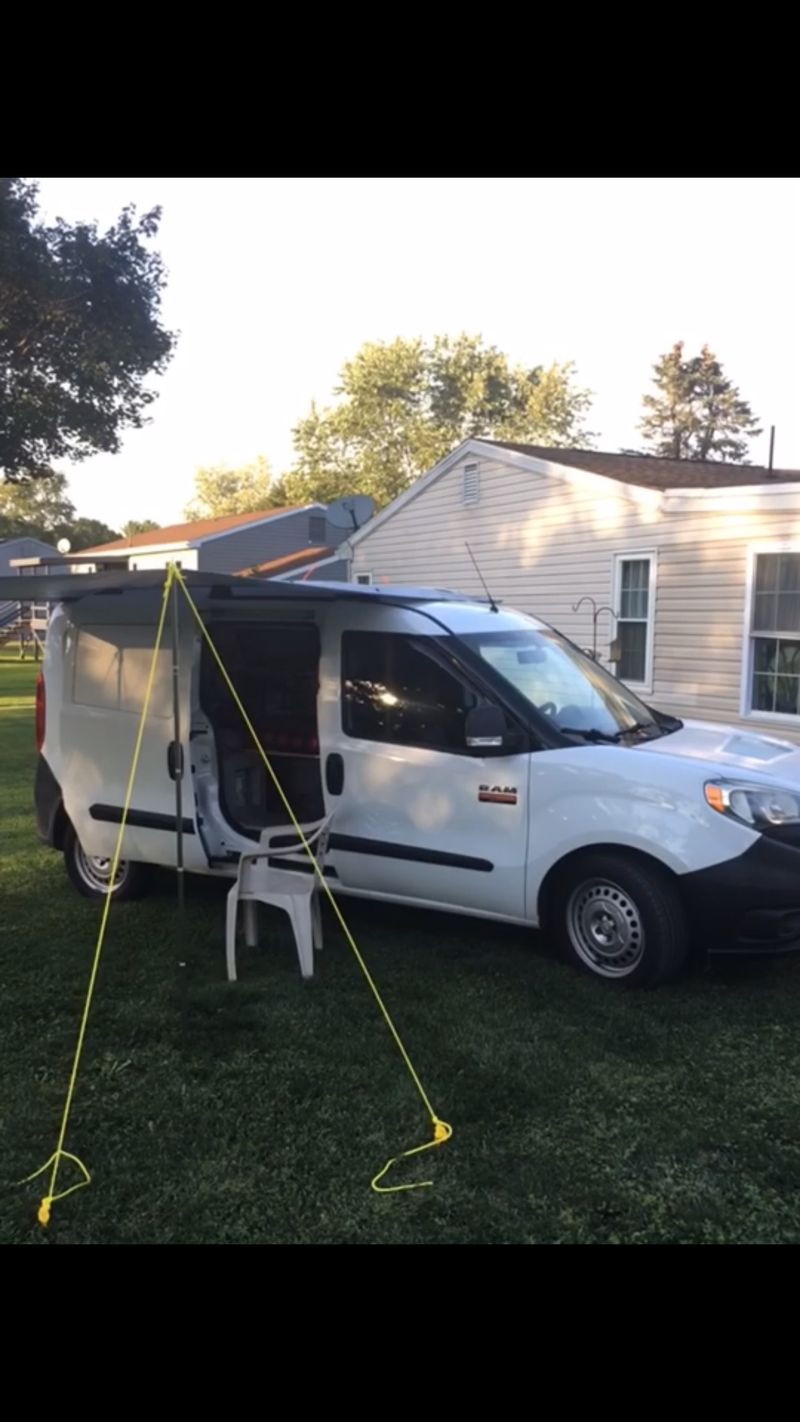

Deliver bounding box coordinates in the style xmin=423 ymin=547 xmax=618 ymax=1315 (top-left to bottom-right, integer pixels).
xmin=550 ymin=851 xmax=688 ymax=989
xmin=63 ymin=821 xmax=147 ymax=902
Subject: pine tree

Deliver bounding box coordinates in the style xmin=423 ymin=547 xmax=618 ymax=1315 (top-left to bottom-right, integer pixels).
xmin=638 ymin=342 xmax=761 ymax=462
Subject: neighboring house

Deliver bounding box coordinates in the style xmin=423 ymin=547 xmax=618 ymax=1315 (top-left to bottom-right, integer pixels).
xmin=0 ymin=536 xmax=59 ymax=631
xmin=80 ymin=504 xmax=352 ymax=576
xmin=345 ymin=438 xmax=800 ymax=741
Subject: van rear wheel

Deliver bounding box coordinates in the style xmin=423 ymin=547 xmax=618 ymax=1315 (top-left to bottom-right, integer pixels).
xmin=63 ymin=822 xmax=146 ymax=902
xmin=552 ymin=852 xmax=688 ymax=989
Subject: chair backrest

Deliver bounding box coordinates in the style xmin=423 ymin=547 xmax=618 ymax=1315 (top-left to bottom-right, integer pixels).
xmin=256 ymin=812 xmax=335 ymax=874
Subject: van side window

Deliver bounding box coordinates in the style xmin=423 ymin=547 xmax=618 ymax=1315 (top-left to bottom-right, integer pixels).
xmin=342 ymin=631 xmax=482 ymax=752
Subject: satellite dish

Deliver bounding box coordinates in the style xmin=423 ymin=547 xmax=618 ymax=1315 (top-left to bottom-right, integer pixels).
xmin=325 ymin=495 xmax=374 ymax=532
xmin=57 ymin=537 xmax=72 ymax=555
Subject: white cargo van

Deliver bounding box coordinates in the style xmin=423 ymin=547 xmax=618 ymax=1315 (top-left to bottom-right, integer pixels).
xmin=23 ymin=570 xmax=800 ymax=989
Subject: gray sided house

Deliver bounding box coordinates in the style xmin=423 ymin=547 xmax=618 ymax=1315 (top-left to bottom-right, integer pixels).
xmin=0 ymin=536 xmax=59 ymax=629
xmin=345 ymin=438 xmax=800 ymax=742
xmin=81 ymin=504 xmax=354 ymax=578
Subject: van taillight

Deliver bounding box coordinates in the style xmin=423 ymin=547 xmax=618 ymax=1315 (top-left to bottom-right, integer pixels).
xmin=35 ymin=673 xmax=45 ymax=752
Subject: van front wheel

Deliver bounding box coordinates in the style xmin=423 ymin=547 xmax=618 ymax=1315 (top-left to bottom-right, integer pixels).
xmin=552 ymin=852 xmax=688 ymax=988
xmin=63 ymin=823 xmax=147 ymax=902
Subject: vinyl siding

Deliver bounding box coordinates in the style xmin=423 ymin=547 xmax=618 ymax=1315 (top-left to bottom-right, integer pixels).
xmin=350 ymin=453 xmax=800 ymax=742
xmin=196 ymin=509 xmax=326 ymax=574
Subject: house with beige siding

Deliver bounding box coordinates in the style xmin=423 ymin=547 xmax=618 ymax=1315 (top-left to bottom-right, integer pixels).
xmin=344 ymin=438 xmax=800 ymax=741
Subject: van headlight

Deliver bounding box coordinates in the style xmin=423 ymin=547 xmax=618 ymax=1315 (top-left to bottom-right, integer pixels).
xmin=704 ymin=781 xmax=800 ymax=827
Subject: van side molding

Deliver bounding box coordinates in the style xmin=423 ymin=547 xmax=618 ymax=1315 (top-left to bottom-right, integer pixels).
xmin=89 ymin=804 xmax=196 ymax=835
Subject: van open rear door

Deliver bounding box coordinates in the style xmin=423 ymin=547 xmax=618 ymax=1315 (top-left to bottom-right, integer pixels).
xmin=59 ymin=612 xmax=207 ymax=872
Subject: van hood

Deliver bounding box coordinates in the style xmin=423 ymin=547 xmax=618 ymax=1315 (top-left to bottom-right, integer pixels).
xmin=634 ymin=719 xmax=800 ymax=785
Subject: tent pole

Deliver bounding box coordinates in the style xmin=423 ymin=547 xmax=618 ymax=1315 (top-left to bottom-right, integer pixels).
xmin=170 ymin=572 xmax=185 ymax=917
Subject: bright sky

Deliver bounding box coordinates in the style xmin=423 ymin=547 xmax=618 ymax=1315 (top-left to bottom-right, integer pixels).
xmin=34 ymin=177 xmax=800 ymax=531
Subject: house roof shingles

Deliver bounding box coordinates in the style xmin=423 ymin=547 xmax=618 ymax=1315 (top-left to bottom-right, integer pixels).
xmin=82 ymin=506 xmax=301 ymax=554
xmin=484 ymin=441 xmax=800 ymax=491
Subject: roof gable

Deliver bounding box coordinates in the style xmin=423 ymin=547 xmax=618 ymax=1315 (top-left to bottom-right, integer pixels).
xmin=347 ymin=438 xmax=800 ymax=547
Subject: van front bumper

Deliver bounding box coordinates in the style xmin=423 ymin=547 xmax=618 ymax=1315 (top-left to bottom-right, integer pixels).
xmin=681 ymin=834 xmax=800 ymax=956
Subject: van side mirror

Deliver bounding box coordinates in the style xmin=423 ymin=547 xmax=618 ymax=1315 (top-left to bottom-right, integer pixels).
xmin=465 ymin=704 xmax=506 ymax=749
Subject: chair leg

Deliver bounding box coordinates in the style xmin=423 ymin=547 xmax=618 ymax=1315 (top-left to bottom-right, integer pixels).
xmin=311 ymin=892 xmax=323 ymax=951
xmin=289 ymin=899 xmax=315 ymax=980
xmin=243 ymin=899 xmax=258 ymax=948
xmin=225 ymin=888 xmax=239 ymax=983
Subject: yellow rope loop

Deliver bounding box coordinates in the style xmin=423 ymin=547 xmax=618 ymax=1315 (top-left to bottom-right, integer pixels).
xmin=172 ymin=566 xmax=452 ymax=1192
xmin=371 ymin=1118 xmax=453 ymax=1194
xmin=22 ymin=567 xmax=175 ymax=1227
xmin=19 ymin=1150 xmax=92 ymax=1225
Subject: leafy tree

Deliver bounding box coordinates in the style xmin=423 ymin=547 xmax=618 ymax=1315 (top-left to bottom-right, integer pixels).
xmin=68 ymin=517 xmax=121 ymax=549
xmin=0 ymin=177 xmax=175 ymax=483
xmin=0 ymin=471 xmax=74 ymax=540
xmin=184 ymin=456 xmax=286 ymax=519
xmin=638 ymin=342 xmax=762 ymax=462
xmin=121 ymin=518 xmax=160 ymax=537
xmin=0 ymin=471 xmax=118 ymax=545
xmin=281 ymin=335 xmax=595 ymax=508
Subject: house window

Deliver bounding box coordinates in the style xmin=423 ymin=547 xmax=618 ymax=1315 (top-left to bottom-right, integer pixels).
xmin=749 ymin=552 xmax=800 ymax=716
xmin=354 ymin=572 xmax=373 ymax=585
xmin=463 ymin=463 xmax=480 ymax=506
xmin=308 ymin=513 xmax=326 ymax=543
xmin=342 ymin=631 xmax=492 ymax=752
xmin=613 ymin=554 xmax=655 ymax=686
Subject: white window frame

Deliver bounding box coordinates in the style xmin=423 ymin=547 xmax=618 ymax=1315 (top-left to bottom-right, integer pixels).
xmin=741 ymin=540 xmax=800 ymax=723
xmin=354 ymin=571 xmax=373 ymax=585
xmin=612 ymin=551 xmax=656 ymax=694
xmin=462 ymin=462 xmax=480 ymax=507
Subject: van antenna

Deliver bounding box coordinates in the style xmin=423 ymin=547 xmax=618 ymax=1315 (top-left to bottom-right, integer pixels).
xmin=465 ymin=542 xmax=498 ymax=613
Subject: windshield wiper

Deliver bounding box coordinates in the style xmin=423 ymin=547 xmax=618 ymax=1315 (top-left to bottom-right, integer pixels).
xmin=610 ymin=720 xmax=659 ymax=742
xmin=559 ymin=721 xmax=658 ymax=744
xmin=558 ymin=726 xmax=617 ymax=742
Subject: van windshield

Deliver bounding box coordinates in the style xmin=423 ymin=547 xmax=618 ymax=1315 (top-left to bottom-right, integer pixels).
xmin=460 ymin=628 xmax=666 ymax=742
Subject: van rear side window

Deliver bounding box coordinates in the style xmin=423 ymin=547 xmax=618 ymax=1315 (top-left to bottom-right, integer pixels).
xmin=73 ymin=626 xmax=172 ymax=717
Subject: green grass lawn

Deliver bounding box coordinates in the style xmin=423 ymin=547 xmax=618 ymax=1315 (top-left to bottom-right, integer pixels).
xmin=2 ymin=657 xmax=800 ymax=1244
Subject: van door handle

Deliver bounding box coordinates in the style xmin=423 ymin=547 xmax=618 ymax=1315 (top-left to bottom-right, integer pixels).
xmin=326 ymin=752 xmax=344 ymax=795
xmin=167 ymin=742 xmax=184 ymax=781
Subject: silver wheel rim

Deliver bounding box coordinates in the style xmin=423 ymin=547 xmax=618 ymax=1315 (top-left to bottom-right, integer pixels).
xmin=75 ymin=843 xmax=129 ymax=894
xmin=566 ymin=877 xmax=644 ymax=978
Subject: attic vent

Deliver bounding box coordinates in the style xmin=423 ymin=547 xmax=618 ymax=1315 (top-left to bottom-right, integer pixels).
xmin=308 ymin=513 xmax=326 ymax=543
xmin=463 ymin=463 xmax=480 ymax=506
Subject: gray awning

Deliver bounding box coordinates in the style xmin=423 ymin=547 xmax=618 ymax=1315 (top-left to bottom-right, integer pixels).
xmin=0 ymin=568 xmax=466 ymax=609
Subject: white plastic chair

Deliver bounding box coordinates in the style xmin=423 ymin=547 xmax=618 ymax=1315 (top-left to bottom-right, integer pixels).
xmin=225 ymin=814 xmax=334 ymax=982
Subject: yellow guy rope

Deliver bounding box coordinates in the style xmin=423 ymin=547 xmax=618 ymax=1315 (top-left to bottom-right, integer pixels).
xmin=21 ymin=567 xmax=176 ymax=1225
xmin=172 ymin=565 xmax=452 ymax=1192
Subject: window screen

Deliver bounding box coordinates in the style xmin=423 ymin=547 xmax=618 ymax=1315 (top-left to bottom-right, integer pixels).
xmin=616 ymin=557 xmax=652 ymax=683
xmin=751 ymin=553 xmax=800 ymax=715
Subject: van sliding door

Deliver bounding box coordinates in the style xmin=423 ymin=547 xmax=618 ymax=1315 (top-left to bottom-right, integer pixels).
xmin=198 ymin=621 xmax=324 ymax=836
